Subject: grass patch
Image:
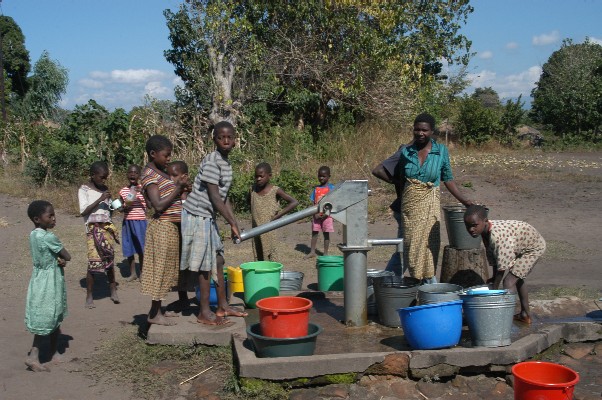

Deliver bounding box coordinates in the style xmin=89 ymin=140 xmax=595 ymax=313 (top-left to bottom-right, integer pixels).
xmin=531 ymin=286 xmax=600 ymax=300
xmin=86 ymin=325 xmax=234 ymax=400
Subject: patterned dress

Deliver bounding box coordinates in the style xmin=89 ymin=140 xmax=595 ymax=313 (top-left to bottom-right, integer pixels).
xmin=250 ymin=185 xmax=281 ymax=261
xmin=140 ymin=166 xmax=181 ymax=301
xmin=486 ymin=220 xmax=546 ymax=279
xmin=25 ymin=229 xmax=67 ymax=335
xmin=396 ymin=139 xmax=453 ymax=280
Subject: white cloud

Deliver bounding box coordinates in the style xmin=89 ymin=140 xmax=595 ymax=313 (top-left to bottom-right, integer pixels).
xmin=110 ymin=69 xmax=167 ymax=84
xmin=505 ymin=42 xmax=519 ymax=50
xmin=589 ymin=36 xmax=602 ymax=46
xmin=89 ymin=71 xmax=109 ymax=79
xmin=78 ymin=78 xmax=104 ymax=89
xmin=466 ymin=65 xmax=542 ymax=100
xmin=478 ymin=50 xmax=493 ymax=60
xmin=532 ymin=30 xmax=560 ymax=46
xmin=72 ymin=68 xmax=178 ymax=110
xmin=172 ymin=76 xmax=184 ymax=86
xmin=145 ymin=81 xmax=170 ymax=97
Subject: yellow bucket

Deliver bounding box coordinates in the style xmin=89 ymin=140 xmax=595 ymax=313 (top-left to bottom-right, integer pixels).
xmin=227 ymin=266 xmax=244 ymax=293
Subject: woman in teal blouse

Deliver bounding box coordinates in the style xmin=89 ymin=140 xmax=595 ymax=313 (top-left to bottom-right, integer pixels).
xmin=395 ymin=113 xmax=473 ymax=282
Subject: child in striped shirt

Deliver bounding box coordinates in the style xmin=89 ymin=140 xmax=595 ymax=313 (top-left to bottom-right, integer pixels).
xmin=119 ymin=164 xmax=148 ymax=282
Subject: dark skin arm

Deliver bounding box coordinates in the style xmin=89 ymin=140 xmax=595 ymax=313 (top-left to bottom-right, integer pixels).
xmin=371 ymin=163 xmax=393 ymax=184
xmin=57 ymin=247 xmax=71 ymax=267
xmin=273 ymin=188 xmax=299 ymax=220
xmin=207 ymin=183 xmax=240 ymax=240
xmin=146 ymin=178 xmax=187 ymax=212
xmin=81 ymin=190 xmax=111 ymax=217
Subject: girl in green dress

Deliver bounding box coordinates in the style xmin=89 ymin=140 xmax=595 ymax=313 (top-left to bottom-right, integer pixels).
xmin=25 ymin=200 xmax=71 ymax=372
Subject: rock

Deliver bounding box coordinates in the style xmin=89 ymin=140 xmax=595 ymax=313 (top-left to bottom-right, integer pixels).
xmin=416 ymin=381 xmax=449 ymax=398
xmin=147 ymin=360 xmax=180 ymax=375
xmin=490 ymin=381 xmax=510 ymax=397
xmin=318 ymin=384 xmax=349 ymax=398
xmin=411 ymin=363 xmax=459 ymax=379
xmin=389 ymin=380 xmax=422 ymax=399
xmin=289 ymin=388 xmax=321 ymax=400
xmin=366 ymin=353 xmax=410 ymax=377
xmin=466 ymin=375 xmax=498 ymax=393
xmin=451 ymin=375 xmax=470 ymax=391
xmin=564 ymin=343 xmax=594 ymax=359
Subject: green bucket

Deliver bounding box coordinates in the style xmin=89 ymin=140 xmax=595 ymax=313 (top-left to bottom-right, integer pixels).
xmin=240 ymin=261 xmax=283 ymax=308
xmin=317 ymin=255 xmax=344 ymax=291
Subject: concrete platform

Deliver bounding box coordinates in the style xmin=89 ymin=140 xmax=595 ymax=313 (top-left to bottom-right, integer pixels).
xmin=147 ymin=291 xmax=602 ymax=381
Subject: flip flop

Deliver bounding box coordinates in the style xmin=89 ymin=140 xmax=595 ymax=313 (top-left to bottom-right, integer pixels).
xmin=513 ymin=313 xmax=532 ymax=325
xmin=216 ymin=308 xmax=248 ymax=318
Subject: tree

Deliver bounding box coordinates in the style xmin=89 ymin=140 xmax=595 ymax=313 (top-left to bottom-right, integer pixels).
xmin=531 ymin=38 xmax=602 ymax=138
xmin=454 ymin=95 xmax=500 ymax=146
xmin=471 ymin=87 xmax=500 ymax=109
xmin=164 ymin=1 xmax=474 ymax=126
xmin=0 ymin=16 xmax=30 ymax=98
xmin=17 ymin=51 xmax=68 ymax=121
xmin=164 ymin=1 xmax=259 ymax=125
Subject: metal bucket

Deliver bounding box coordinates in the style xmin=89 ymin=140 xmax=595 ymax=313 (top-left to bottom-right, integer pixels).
xmin=373 ymin=276 xmax=420 ymax=327
xmin=443 ymin=205 xmax=484 ymax=250
xmin=460 ymin=293 xmax=517 ymax=347
xmin=366 ymin=269 xmax=395 ymax=315
xmin=280 ymin=271 xmax=304 ymax=291
xmin=418 ymin=283 xmax=463 ymax=305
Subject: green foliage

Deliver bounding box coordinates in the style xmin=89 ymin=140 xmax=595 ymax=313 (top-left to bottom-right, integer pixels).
xmin=229 ymin=171 xmax=254 ymax=214
xmin=25 ymin=138 xmax=85 ymax=184
xmin=471 ymin=87 xmax=501 ymax=109
xmin=499 ymin=96 xmax=526 ymax=144
xmin=16 ymin=51 xmax=69 ymax=121
xmin=454 ymin=96 xmax=501 ymax=146
xmin=0 ymin=16 xmax=30 ymax=98
xmin=238 ymin=378 xmax=289 ymax=400
xmin=273 ymin=169 xmax=313 ymax=210
xmin=531 ymin=38 xmax=602 ymax=139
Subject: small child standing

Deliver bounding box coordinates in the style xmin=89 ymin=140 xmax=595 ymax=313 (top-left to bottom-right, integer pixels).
xmin=249 ymin=162 xmax=299 ymax=261
xmin=119 ymin=164 xmax=147 ymax=282
xmin=464 ymin=205 xmax=546 ymax=325
xmin=140 ymin=136 xmax=188 ymax=326
xmin=25 ymin=200 xmax=71 ymax=372
xmin=304 ymin=166 xmax=335 ymax=258
xmin=78 ymin=161 xmax=120 ymax=308
xmin=167 ymin=160 xmax=194 ymax=312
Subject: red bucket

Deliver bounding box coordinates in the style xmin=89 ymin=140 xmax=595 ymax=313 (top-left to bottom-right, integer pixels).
xmin=256 ymin=296 xmax=313 ymax=338
xmin=512 ymin=361 xmax=579 ymax=400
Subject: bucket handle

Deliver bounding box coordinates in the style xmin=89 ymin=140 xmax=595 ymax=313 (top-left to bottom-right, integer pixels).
xmin=272 ymin=311 xmax=278 ymax=317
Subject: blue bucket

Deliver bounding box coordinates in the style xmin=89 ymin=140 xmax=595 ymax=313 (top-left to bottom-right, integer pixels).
xmin=196 ymin=278 xmax=228 ymax=306
xmin=398 ymin=300 xmax=463 ymax=350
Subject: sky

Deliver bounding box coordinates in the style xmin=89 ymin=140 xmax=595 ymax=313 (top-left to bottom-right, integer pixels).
xmin=2 ymin=0 xmax=602 ymax=111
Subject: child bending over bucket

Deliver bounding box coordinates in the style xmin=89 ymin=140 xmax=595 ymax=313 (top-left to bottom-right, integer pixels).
xmin=464 ymin=205 xmax=546 ymax=325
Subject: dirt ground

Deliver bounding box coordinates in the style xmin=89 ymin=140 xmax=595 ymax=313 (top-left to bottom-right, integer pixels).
xmin=0 ymin=151 xmax=601 ymax=399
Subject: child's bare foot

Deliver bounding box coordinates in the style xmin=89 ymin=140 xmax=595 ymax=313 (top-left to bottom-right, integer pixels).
xmin=195 ymin=311 xmax=231 ymax=326
xmin=110 ymin=284 xmax=120 ymax=304
xmin=85 ymin=296 xmax=95 ymax=309
xmin=125 ymin=275 xmax=138 ymax=282
xmin=147 ymin=313 xmax=177 ymax=326
xmin=216 ymin=306 xmax=248 ymax=318
xmin=25 ymin=358 xmax=50 ymax=372
xmin=163 ymin=310 xmax=181 ymax=317
xmin=303 ymin=252 xmax=316 ymax=259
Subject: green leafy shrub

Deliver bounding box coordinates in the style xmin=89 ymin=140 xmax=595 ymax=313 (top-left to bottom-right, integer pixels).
xmin=25 ymin=139 xmax=86 ymax=185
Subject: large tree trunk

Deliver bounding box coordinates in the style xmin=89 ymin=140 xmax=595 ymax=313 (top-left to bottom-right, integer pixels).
xmin=208 ymin=47 xmax=238 ymax=125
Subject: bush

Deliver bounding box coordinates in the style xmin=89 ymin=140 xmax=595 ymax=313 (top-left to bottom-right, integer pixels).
xmin=25 ymin=139 xmax=86 ymax=185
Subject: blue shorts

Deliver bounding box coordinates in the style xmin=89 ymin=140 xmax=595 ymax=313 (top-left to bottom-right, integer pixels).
xmin=121 ymin=219 xmax=147 ymax=257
